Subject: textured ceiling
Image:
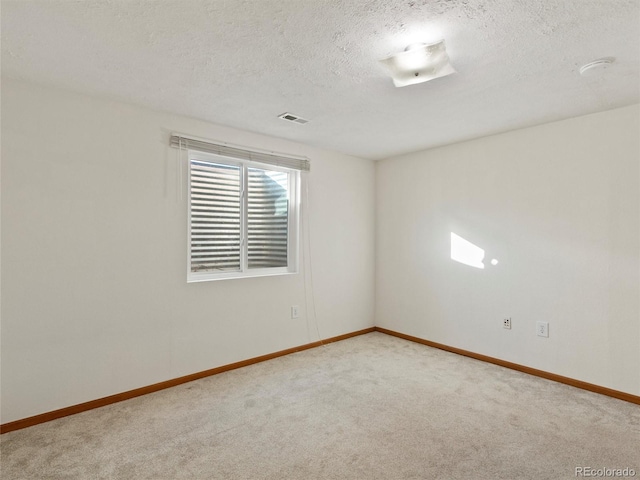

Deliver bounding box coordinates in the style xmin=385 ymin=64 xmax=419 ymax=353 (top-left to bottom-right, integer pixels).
xmin=2 ymin=0 xmax=639 ymax=160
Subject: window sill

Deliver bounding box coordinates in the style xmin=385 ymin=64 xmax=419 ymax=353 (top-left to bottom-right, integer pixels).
xmin=187 ymin=268 xmax=298 ymax=283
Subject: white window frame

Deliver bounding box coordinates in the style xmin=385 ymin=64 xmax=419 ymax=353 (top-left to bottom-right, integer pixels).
xmin=187 ymin=150 xmax=300 ymax=283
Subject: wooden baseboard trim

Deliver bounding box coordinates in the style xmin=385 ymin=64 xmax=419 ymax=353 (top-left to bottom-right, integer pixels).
xmin=374 ymin=326 xmax=640 ymax=405
xmin=5 ymin=325 xmax=635 ymax=434
xmin=0 ymin=327 xmax=375 ymax=434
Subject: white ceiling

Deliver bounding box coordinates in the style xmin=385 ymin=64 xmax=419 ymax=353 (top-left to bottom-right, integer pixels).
xmin=2 ymin=0 xmax=639 ymax=160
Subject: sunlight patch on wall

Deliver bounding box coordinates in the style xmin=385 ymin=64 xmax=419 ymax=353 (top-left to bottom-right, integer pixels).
xmin=450 ymin=232 xmax=485 ymax=269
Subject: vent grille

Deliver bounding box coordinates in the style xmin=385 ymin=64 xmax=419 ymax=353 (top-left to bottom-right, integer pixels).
xmin=278 ymin=112 xmax=309 ymax=125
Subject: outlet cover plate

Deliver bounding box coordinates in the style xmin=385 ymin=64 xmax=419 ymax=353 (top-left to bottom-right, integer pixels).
xmin=536 ymin=321 xmax=549 ymax=337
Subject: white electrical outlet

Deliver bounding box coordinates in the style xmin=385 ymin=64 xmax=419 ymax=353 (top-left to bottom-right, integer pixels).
xmin=291 ymin=305 xmax=299 ymax=319
xmin=536 ymin=321 xmax=549 ymax=337
xmin=503 ymin=318 xmax=511 ymax=329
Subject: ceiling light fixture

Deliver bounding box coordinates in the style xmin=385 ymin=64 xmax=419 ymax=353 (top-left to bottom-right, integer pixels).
xmin=379 ymin=40 xmax=456 ymax=87
xmin=579 ymin=57 xmax=615 ymax=77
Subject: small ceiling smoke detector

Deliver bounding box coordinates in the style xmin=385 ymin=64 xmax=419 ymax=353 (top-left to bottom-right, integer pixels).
xmin=278 ymin=112 xmax=309 ymax=124
xmin=579 ymin=57 xmax=615 ymax=77
xmin=379 ymin=39 xmax=456 ymax=87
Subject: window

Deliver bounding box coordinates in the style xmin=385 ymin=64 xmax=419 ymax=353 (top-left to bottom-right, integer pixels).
xmin=187 ymin=150 xmax=300 ymax=282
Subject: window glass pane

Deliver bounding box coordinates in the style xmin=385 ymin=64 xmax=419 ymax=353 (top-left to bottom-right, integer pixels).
xmin=190 ymin=160 xmax=241 ymax=272
xmin=247 ymin=167 xmax=289 ymax=269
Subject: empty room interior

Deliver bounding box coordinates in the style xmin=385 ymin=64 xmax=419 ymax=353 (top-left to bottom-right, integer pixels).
xmin=1 ymin=1 xmax=639 ymax=479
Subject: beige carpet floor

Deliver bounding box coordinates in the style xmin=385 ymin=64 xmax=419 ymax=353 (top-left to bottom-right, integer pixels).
xmin=1 ymin=332 xmax=638 ymax=479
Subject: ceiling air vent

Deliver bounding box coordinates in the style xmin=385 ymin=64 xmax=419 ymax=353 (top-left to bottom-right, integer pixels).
xmin=278 ymin=112 xmax=309 ymax=125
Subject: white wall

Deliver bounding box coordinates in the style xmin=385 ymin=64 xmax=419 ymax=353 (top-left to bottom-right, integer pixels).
xmin=0 ymin=78 xmax=376 ymax=424
xmin=376 ymin=105 xmax=640 ymax=396
xmin=2 ymin=78 xmax=638 ymax=426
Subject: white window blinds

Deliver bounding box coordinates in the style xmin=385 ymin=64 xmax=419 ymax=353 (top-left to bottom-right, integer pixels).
xmin=178 ymin=136 xmax=302 ymax=282
xmin=190 ymin=160 xmax=242 ymax=272
xmin=247 ymin=167 xmax=289 ymax=269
